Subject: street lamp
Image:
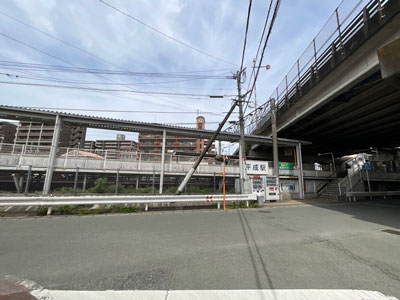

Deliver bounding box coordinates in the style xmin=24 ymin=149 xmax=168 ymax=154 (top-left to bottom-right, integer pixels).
xmin=318 ymin=152 xmax=336 ymax=176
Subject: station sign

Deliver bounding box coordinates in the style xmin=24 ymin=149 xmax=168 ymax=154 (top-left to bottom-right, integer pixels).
xmin=245 ymin=160 xmax=269 ymax=175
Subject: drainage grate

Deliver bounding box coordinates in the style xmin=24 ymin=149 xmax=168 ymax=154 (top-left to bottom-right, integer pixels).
xmin=381 ymin=229 xmax=400 ymax=236
xmin=258 ymin=210 xmax=271 ymax=214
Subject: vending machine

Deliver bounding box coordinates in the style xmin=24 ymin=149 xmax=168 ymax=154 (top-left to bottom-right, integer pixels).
xmin=249 ymin=175 xmax=265 ymax=196
xmin=265 ymin=176 xmax=280 ymax=202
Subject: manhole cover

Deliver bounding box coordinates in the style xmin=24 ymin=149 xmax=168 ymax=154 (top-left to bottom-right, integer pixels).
xmin=381 ymin=229 xmax=400 ymax=236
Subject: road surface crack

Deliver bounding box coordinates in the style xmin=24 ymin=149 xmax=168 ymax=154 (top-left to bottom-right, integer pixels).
xmin=323 ymin=239 xmax=400 ymax=282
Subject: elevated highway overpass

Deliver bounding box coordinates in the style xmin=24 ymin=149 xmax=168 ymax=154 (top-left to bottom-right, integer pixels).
xmin=246 ymin=0 xmax=400 ymax=156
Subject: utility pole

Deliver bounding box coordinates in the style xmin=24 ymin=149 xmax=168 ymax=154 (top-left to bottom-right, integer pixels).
xmin=237 ymin=69 xmax=247 ymax=194
xmin=270 ymin=98 xmax=279 ymax=177
xmin=252 ymin=58 xmax=259 ymax=129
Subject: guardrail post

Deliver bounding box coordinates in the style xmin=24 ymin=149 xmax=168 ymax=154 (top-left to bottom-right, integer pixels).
xmin=145 ymin=203 xmax=149 ymax=211
xmin=362 ymin=7 xmax=370 ymax=37
xmin=136 ymin=175 xmax=139 ymax=189
xmin=376 ymin=0 xmax=385 ymax=19
xmin=73 ymin=167 xmax=79 ymax=195
xmin=217 ymin=202 xmax=220 ymax=210
xmin=335 ymin=8 xmax=345 ymax=55
xmin=159 ymin=129 xmax=166 ymax=194
xmin=138 ymin=152 xmax=142 ymax=170
xmin=297 ymin=59 xmax=300 ymax=80
xmin=24 ymin=165 xmax=32 ymax=195
xmin=115 ymin=169 xmax=120 ymax=194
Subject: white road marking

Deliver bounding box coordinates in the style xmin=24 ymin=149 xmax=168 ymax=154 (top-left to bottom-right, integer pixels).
xmin=31 ymin=289 xmax=399 ymax=300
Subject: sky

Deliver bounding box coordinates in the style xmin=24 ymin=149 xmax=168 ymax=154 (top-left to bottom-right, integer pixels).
xmin=0 ymin=0 xmax=352 ymax=151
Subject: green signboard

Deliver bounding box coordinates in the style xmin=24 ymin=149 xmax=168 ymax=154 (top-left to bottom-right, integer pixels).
xmin=279 ymin=162 xmax=294 ymax=170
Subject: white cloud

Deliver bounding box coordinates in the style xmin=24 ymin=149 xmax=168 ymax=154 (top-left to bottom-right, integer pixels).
xmin=0 ymin=0 xmax=344 ymax=139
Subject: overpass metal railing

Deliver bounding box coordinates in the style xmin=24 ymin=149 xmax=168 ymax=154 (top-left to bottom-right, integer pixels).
xmin=245 ymin=0 xmax=391 ymax=134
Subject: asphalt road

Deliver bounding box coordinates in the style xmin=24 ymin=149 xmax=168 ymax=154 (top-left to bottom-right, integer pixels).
xmin=1 ymin=201 xmax=400 ymax=298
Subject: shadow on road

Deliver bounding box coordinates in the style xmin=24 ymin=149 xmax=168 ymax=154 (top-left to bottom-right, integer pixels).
xmin=237 ymin=208 xmax=276 ymax=294
xmin=309 ymin=200 xmax=400 ymax=230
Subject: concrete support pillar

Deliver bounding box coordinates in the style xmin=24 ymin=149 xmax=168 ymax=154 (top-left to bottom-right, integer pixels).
xmin=115 ymin=169 xmax=120 ymax=194
xmin=152 ymin=169 xmax=155 ymax=194
xmin=24 ymin=165 xmax=32 ymax=195
xmin=296 ymin=143 xmax=304 ymax=200
xmin=159 ymin=129 xmax=166 ymax=194
xmin=12 ymin=174 xmax=22 ymax=193
xmin=73 ymin=167 xmax=79 ymax=195
xmin=43 ymin=115 xmax=61 ymax=195
xmin=82 ymin=173 xmax=87 ymax=192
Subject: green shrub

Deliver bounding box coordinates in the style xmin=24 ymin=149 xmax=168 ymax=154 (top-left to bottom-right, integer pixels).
xmin=37 ymin=207 xmax=48 ymax=216
xmin=79 ymin=207 xmax=92 ymax=215
xmin=110 ymin=204 xmax=141 ymax=214
xmin=239 ymin=201 xmax=248 ymax=208
xmin=52 ymin=187 xmax=83 ymax=195
xmin=249 ymin=201 xmax=259 ymax=208
xmin=57 ymin=205 xmax=79 ymax=213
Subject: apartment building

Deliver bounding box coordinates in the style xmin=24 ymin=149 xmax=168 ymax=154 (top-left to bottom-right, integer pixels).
xmin=0 ymin=121 xmax=17 ymax=144
xmin=84 ymin=134 xmax=137 ymax=158
xmin=138 ymin=116 xmax=215 ymax=154
xmin=13 ymin=121 xmax=86 ymax=149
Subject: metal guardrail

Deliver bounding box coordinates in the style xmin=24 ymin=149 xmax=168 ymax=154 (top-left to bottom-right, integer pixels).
xmin=243 ymin=0 xmax=396 ymax=134
xmin=346 ymin=191 xmax=400 ymax=196
xmin=345 ymin=190 xmax=400 ymax=202
xmin=0 ymin=194 xmax=257 ymax=211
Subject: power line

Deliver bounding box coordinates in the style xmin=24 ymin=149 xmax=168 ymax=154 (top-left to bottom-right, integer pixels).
xmin=244 ymin=0 xmax=273 ymax=114
xmin=98 ymin=0 xmax=237 ymax=67
xmin=16 ymin=106 xmax=239 ymax=116
xmin=0 ymin=80 xmax=234 ymax=99
xmin=0 ymin=32 xmax=212 ymax=111
xmin=0 ymin=60 xmax=231 ymax=79
xmin=244 ymin=0 xmax=281 ymax=116
xmin=240 ymin=0 xmax=253 ymax=71
xmin=0 ymin=9 xmax=234 ymax=113
xmin=0 ymin=71 xmax=236 ymax=90
xmin=0 ymin=71 xmax=233 ymax=98
xmin=0 ymin=9 xmax=235 ymax=74
xmin=245 ymin=0 xmax=273 ymax=93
